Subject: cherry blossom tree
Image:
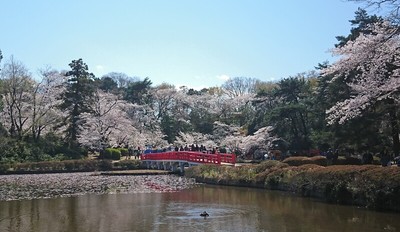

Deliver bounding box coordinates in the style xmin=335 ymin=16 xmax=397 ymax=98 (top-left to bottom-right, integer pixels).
xmin=29 ymin=68 xmax=66 ymax=141
xmin=150 ymin=84 xmax=178 ymax=120
xmin=220 ymin=135 xmax=244 ymax=155
xmin=0 ymin=59 xmax=64 ymax=142
xmin=77 ymin=89 xmax=169 ymax=151
xmin=150 ymin=84 xmax=192 ymax=142
xmin=0 ymin=56 xmax=34 ymax=139
xmin=175 ymin=131 xmax=216 ymax=148
xmin=77 ymin=90 xmax=135 ymax=151
xmin=212 ymin=121 xmax=241 ymax=142
xmin=240 ymin=126 xmax=278 ymax=159
xmin=221 ymin=76 xmax=259 ymax=98
xmin=323 ymin=21 xmax=400 ymax=154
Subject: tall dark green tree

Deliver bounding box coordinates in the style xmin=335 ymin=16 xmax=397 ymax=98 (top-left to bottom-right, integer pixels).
xmin=124 ymin=77 xmax=152 ymax=105
xmin=0 ymin=49 xmax=3 ymax=69
xmin=60 ymin=59 xmax=96 ymax=149
xmin=271 ymin=76 xmax=314 ymax=151
xmin=335 ymin=8 xmax=383 ymax=47
xmin=251 ymin=75 xmax=315 ymax=152
xmin=96 ymin=76 xmax=118 ymax=93
xmin=348 ymin=0 xmax=400 ymax=22
xmin=248 ymin=82 xmax=279 ymax=134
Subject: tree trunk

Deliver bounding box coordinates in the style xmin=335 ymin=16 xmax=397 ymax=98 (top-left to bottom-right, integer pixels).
xmin=388 ymin=99 xmax=400 ymax=156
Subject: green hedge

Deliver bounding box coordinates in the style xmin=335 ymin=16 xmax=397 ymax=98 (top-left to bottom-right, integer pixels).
xmin=113 ymin=160 xmax=141 ymax=170
xmin=282 ymin=156 xmax=327 ymax=166
xmin=102 ymin=148 xmax=121 ymax=160
xmin=119 ymin=148 xmax=129 ymax=157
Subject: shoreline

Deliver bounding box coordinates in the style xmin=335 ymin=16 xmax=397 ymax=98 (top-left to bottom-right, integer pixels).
xmin=99 ymin=170 xmax=175 ymax=176
xmin=184 ymin=160 xmax=400 ymax=213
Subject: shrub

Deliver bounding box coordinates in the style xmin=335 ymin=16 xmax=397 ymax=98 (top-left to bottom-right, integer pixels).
xmin=254 ymin=160 xmax=289 ymax=172
xmin=102 ymin=148 xmax=113 ymax=159
xmin=113 ymin=160 xmax=141 ymax=170
xmin=1 ymin=159 xmax=113 ymax=174
xmin=98 ymin=159 xmax=113 ymax=171
xmin=0 ymin=162 xmax=10 ymax=174
xmin=119 ymin=148 xmax=129 ymax=157
xmin=282 ymin=156 xmax=327 ymax=166
xmin=335 ymin=156 xmax=362 ymax=165
xmin=53 ymin=153 xmax=68 ymax=161
xmin=102 ymin=148 xmax=121 ymax=160
xmin=111 ymin=149 xmax=121 ymax=160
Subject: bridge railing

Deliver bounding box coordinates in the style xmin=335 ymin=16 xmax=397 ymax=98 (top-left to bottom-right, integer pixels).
xmin=140 ymin=151 xmax=236 ymax=165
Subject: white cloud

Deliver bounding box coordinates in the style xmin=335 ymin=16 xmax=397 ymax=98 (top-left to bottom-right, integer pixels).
xmin=175 ymin=83 xmax=209 ymax=90
xmin=217 ymin=74 xmax=230 ymax=81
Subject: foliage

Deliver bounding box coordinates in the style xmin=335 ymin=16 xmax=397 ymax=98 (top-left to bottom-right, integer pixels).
xmin=1 ymin=9 xmax=400 ymax=163
xmin=77 ymin=90 xmax=136 ymax=150
xmin=221 ymin=76 xmax=259 ymax=98
xmin=119 ymin=148 xmax=128 ymax=157
xmin=60 ymin=58 xmax=96 ymax=148
xmin=102 ymin=148 xmax=121 ymax=160
xmin=282 ymin=156 xmax=327 ymax=167
xmin=124 ymin=77 xmax=152 ymax=105
xmin=0 ymin=133 xmax=84 ymax=163
xmin=323 ymin=20 xmax=400 ymax=155
xmin=252 ymin=74 xmax=316 ymax=152
xmin=335 ymin=156 xmax=363 ymax=165
xmin=0 ymin=159 xmax=113 ymax=174
xmin=112 ymin=160 xmax=141 ymax=170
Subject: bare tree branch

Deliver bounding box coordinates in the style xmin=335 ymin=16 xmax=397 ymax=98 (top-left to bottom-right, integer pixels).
xmin=349 ymin=0 xmax=400 ymax=21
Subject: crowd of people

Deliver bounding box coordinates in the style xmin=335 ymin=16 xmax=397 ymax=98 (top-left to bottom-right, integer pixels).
xmin=322 ymin=148 xmax=400 ymax=167
xmin=125 ymin=144 xmax=228 ymax=159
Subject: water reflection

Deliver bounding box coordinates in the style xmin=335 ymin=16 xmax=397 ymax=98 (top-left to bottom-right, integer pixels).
xmin=0 ymin=184 xmax=399 ymax=232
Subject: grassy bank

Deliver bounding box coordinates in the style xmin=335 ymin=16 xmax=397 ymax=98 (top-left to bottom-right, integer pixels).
xmin=185 ymin=158 xmax=400 ymax=212
xmin=0 ymin=159 xmax=142 ymax=174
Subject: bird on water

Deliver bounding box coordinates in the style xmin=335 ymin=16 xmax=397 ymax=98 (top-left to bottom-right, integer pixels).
xmin=200 ymin=211 xmax=209 ymax=218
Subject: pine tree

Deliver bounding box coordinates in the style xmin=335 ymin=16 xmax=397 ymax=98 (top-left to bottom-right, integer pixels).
xmin=60 ymin=59 xmax=96 ymax=149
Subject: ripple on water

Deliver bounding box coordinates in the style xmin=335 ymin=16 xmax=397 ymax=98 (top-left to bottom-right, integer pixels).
xmin=164 ymin=202 xmax=250 ymax=220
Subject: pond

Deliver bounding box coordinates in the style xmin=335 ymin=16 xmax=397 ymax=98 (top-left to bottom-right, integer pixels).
xmin=0 ymin=174 xmax=399 ymax=232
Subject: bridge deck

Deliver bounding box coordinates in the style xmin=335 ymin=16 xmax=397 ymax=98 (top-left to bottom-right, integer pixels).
xmin=140 ymin=151 xmax=236 ymax=165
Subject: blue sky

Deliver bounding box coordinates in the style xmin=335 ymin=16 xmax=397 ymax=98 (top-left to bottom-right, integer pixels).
xmin=1 ymin=0 xmax=363 ymax=89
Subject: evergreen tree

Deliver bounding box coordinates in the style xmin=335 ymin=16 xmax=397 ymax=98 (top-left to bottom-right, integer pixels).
xmin=60 ymin=59 xmax=96 ymax=149
xmin=124 ymin=77 xmax=153 ymax=105
xmin=0 ymin=49 xmax=3 ymax=70
xmin=335 ymin=8 xmax=383 ymax=47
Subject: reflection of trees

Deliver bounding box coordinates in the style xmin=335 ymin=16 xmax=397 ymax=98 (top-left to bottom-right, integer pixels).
xmin=0 ymin=194 xmax=164 ymax=232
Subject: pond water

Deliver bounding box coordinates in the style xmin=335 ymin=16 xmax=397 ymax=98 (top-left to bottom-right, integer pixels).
xmin=0 ymin=176 xmax=399 ymax=232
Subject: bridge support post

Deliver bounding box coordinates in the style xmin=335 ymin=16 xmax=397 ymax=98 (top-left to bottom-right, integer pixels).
xmin=179 ymin=162 xmax=185 ymax=173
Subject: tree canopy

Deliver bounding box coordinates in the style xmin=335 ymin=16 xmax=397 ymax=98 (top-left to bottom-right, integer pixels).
xmin=1 ymin=7 xmax=400 ymax=162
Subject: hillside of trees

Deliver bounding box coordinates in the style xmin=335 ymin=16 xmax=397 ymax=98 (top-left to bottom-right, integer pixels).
xmin=1 ymin=8 xmax=400 ymax=163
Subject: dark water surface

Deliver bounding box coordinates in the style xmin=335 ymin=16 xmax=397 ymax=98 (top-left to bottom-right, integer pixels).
xmin=1 ymin=180 xmax=400 ymax=232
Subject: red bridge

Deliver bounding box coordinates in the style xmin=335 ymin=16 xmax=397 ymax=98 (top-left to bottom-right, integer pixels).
xmin=140 ymin=151 xmax=236 ymax=172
